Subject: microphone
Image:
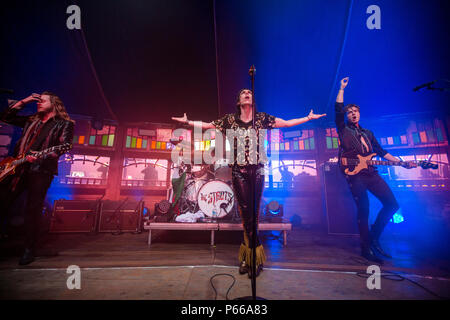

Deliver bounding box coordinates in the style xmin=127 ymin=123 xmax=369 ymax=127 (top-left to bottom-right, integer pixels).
xmin=413 ymin=80 xmax=436 ymax=92
xmin=249 ymin=65 xmax=256 ymax=76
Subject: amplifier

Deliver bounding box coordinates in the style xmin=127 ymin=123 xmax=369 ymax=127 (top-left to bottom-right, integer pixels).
xmin=98 ymin=199 xmax=144 ymax=233
xmin=49 ymin=200 xmax=101 ymax=233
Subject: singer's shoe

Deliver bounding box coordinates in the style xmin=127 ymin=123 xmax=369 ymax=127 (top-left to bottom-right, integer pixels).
xmin=361 ymin=247 xmax=383 ymax=264
xmin=371 ymin=239 xmax=392 ymax=259
xmin=247 ymin=264 xmax=263 ymax=278
xmin=239 ymin=261 xmax=248 ymax=275
xmin=18 ymin=248 xmax=35 ymax=266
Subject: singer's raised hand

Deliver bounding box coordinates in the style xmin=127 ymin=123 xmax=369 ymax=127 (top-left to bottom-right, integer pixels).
xmin=340 ymin=77 xmax=349 ymax=90
xmin=171 ymin=113 xmax=188 ymax=124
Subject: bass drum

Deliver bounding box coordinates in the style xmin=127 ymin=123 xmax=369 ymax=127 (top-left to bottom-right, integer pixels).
xmin=197 ymin=180 xmax=234 ymax=218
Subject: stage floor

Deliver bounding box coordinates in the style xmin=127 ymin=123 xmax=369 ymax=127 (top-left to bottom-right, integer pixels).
xmin=0 ymin=226 xmax=449 ymax=300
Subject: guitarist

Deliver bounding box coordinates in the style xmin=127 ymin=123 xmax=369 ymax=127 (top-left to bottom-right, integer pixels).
xmin=0 ymin=92 xmax=74 ymax=265
xmin=335 ymin=77 xmax=415 ymax=263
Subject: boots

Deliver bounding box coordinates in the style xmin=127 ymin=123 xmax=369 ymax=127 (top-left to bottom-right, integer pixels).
xmin=370 ymin=230 xmax=392 ymax=259
xmin=19 ymin=248 xmax=35 ymax=266
xmin=361 ymin=247 xmax=383 ymax=264
xmin=239 ymin=261 xmax=248 ymax=274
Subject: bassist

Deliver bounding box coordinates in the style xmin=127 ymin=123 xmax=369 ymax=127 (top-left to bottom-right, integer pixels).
xmin=335 ymin=77 xmax=415 ymax=263
xmin=0 ymin=92 xmax=73 ymax=265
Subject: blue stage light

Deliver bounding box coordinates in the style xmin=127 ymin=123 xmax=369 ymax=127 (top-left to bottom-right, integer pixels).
xmin=391 ymin=209 xmax=404 ymax=224
xmin=265 ymin=201 xmax=283 ymax=222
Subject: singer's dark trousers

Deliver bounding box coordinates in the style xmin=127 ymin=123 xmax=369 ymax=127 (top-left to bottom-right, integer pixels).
xmin=0 ymin=170 xmax=53 ymax=251
xmin=232 ymin=164 xmax=266 ymax=267
xmin=345 ymin=171 xmax=399 ymax=250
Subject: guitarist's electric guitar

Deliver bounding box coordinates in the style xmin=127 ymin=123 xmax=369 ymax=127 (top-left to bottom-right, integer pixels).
xmin=0 ymin=143 xmax=72 ymax=182
xmin=341 ymin=153 xmax=438 ymax=176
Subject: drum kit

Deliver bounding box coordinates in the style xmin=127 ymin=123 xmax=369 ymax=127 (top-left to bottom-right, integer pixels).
xmin=171 ymin=159 xmax=238 ymax=221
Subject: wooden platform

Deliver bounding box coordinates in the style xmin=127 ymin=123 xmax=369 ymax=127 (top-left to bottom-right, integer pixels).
xmin=144 ymin=220 xmax=292 ymax=246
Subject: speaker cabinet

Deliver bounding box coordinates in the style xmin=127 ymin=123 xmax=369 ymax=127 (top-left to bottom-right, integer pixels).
xmin=98 ymin=199 xmax=144 ymax=233
xmin=50 ymin=200 xmax=100 ymax=233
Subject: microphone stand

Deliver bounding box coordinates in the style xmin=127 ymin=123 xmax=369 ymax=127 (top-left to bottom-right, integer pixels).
xmin=236 ymin=65 xmax=265 ymax=300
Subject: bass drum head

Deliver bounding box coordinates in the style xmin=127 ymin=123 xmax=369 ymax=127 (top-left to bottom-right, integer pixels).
xmin=197 ymin=180 xmax=234 ymax=218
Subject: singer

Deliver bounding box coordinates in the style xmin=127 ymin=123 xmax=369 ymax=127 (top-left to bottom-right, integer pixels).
xmin=172 ymin=88 xmax=325 ymax=277
xmin=0 ymin=92 xmax=74 ymax=265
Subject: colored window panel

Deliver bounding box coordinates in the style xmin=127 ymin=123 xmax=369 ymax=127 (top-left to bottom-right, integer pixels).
xmin=89 ymin=135 xmax=96 ymax=145
xmin=285 ymin=142 xmax=289 ymax=151
xmin=126 ymin=136 xmax=131 ymax=148
xmin=275 ymin=143 xmax=279 ymax=151
xmin=400 ymin=135 xmax=407 ymax=144
xmin=332 ymin=137 xmax=339 ymax=149
xmin=73 ymin=136 xmax=78 ymax=144
xmin=304 ymin=139 xmax=310 ymax=150
xmin=151 ymin=141 xmax=156 ymax=149
xmin=299 ymin=140 xmax=304 ymax=150
xmin=436 ymin=128 xmax=444 ymax=142
xmin=142 ymin=140 xmax=148 ymax=149
xmin=161 ymin=142 xmax=166 ymax=149
xmin=156 ymin=142 xmax=161 ymax=149
xmin=127 ymin=128 xmax=132 ymax=136
xmin=280 ymin=143 xmax=285 ymax=151
xmin=108 ymin=135 xmax=114 ymax=147
xmin=412 ymin=132 xmax=420 ymax=144
xmin=136 ymin=138 xmax=142 ymax=149
xmin=201 ymin=141 xmax=205 ymax=151
xmin=387 ymin=137 xmax=393 ymax=145
xmin=78 ymin=136 xmax=85 ymax=144
xmin=427 ymin=130 xmax=435 ymax=142
xmin=102 ymin=135 xmax=108 ymax=146
xmin=309 ymin=137 xmax=315 ymax=149
xmin=131 ymin=137 xmax=137 ymax=148
xmin=326 ymin=128 xmax=331 ymax=136
xmin=326 ymin=137 xmax=332 ymax=149
xmin=393 ymin=136 xmax=400 ymax=145
xmin=294 ymin=140 xmax=299 ymax=150
xmin=380 ymin=138 xmax=387 ymax=145
xmin=205 ymin=140 xmax=210 ymax=150
xmin=419 ymin=131 xmax=427 ymax=143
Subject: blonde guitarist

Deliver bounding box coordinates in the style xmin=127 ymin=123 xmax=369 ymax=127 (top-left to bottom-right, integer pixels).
xmin=0 ymin=92 xmax=73 ymax=265
xmin=335 ymin=77 xmax=415 ymax=263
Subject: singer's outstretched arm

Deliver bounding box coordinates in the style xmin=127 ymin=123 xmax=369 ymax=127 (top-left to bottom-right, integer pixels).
xmin=171 ymin=113 xmax=216 ymax=129
xmin=273 ymin=109 xmax=326 ymax=128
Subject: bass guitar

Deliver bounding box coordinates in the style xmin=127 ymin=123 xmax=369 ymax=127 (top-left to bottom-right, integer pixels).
xmin=341 ymin=153 xmax=438 ymax=176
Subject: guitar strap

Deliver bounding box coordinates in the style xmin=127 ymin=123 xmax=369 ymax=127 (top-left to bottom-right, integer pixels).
xmin=10 ymin=121 xmax=47 ymax=191
xmin=19 ymin=120 xmax=45 ymax=157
